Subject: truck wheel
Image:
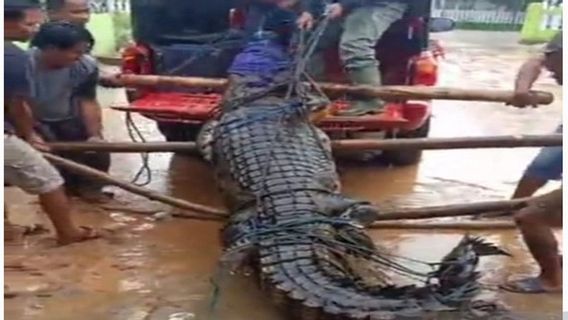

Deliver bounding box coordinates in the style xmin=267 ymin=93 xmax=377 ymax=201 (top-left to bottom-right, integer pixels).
xmin=382 ymin=118 xmax=431 ymax=166
xmin=157 ymin=122 xmax=202 ymax=142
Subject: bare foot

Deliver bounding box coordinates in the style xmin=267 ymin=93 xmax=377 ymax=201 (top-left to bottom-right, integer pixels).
xmin=500 ymin=276 xmax=562 ymax=294
xmin=77 ymin=190 xmax=115 ymax=204
xmin=57 ymin=226 xmax=101 ymax=246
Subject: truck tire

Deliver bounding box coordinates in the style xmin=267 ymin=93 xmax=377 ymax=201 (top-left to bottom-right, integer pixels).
xmin=157 ymin=122 xmax=202 ymax=142
xmin=382 ymin=118 xmax=431 ymax=166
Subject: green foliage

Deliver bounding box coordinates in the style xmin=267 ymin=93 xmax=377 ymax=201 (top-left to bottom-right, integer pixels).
xmin=112 ymin=12 xmax=132 ymax=51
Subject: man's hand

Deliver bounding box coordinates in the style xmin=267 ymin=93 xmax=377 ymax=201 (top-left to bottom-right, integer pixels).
xmin=87 ymin=136 xmax=105 ymax=143
xmin=26 ymin=133 xmax=51 ymax=152
xmin=326 ymin=3 xmax=344 ymax=19
xmin=508 ymin=91 xmax=540 ymax=108
xmin=296 ymin=12 xmax=314 ymax=30
xmin=98 ymin=74 xmax=123 ymax=88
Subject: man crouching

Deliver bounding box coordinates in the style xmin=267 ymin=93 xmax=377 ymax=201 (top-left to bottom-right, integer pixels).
xmin=28 ymin=21 xmax=111 ymax=203
xmin=5 ymin=0 xmax=100 ymax=245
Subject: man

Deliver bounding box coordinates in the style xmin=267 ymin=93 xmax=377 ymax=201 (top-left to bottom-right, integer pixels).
xmin=28 ymin=21 xmax=112 ymax=202
xmin=509 ymin=33 xmax=562 ymax=200
xmin=45 ymin=0 xmax=95 ymax=51
xmin=238 ymin=0 xmax=317 ymax=43
xmin=501 ymin=32 xmax=562 ymax=294
xmin=46 ymin=0 xmax=90 ymax=26
xmin=323 ymin=0 xmax=408 ymax=116
xmin=4 ymin=0 xmax=99 ymax=245
xmin=46 ymin=0 xmax=131 ymax=89
xmin=221 ymin=0 xmax=319 ymax=104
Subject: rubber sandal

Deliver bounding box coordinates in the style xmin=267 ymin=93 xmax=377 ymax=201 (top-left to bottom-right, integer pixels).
xmin=500 ymin=277 xmax=561 ymax=294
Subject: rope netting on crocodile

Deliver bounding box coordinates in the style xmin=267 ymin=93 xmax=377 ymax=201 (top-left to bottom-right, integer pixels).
xmin=201 ymin=12 xmax=521 ymax=320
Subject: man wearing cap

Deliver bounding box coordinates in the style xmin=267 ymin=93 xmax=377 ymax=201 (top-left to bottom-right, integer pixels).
xmin=501 ymin=32 xmax=562 ymax=294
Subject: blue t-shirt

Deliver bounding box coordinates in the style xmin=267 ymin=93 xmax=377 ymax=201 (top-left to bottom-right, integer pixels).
xmin=27 ymin=47 xmax=98 ymax=122
xmin=4 ymin=42 xmax=31 ymax=133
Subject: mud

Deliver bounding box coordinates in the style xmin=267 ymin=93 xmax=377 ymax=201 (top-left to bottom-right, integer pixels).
xmin=4 ymin=30 xmax=562 ymax=320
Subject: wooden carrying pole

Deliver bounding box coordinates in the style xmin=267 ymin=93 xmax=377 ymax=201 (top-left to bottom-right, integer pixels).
xmin=368 ymin=220 xmax=516 ymax=230
xmin=332 ymin=134 xmax=562 ymax=151
xmin=48 ymin=134 xmax=562 ymax=153
xmin=115 ymin=74 xmax=554 ymax=105
xmin=43 ymin=153 xmax=227 ymax=218
xmin=41 ymin=154 xmax=533 ymax=226
xmin=373 ymin=198 xmax=528 ymax=222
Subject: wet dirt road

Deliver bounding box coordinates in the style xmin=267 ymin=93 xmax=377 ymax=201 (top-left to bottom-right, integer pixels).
xmin=4 ymin=31 xmax=562 ymax=320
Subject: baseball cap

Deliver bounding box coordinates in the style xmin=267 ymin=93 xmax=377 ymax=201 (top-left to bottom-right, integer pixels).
xmin=544 ymin=31 xmax=563 ymax=54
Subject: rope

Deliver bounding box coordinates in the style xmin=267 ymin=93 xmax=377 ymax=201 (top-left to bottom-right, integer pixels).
xmin=124 ymin=111 xmax=152 ymax=186
xmin=223 ymin=214 xmax=436 ymax=279
xmin=207 ymin=264 xmax=230 ymax=320
xmin=166 ymin=31 xmax=238 ymax=76
xmin=121 ymin=21 xmax=242 ymax=188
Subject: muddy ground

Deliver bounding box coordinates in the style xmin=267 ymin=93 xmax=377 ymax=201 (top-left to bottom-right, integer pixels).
xmin=4 ymin=30 xmax=563 ymax=320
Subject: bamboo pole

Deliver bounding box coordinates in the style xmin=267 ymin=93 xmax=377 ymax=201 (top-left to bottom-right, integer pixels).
xmin=43 ymin=153 xmax=227 ymax=218
xmin=368 ymin=220 xmax=516 ymax=230
xmin=47 ymin=134 xmax=562 ymax=153
xmin=373 ymin=198 xmax=527 ymax=222
xmin=332 ymin=134 xmax=562 ymax=151
xmin=115 ymin=74 xmax=555 ymax=105
xmin=42 ymin=154 xmax=532 ymax=225
xmin=49 ymin=141 xmax=198 ymax=153
xmin=100 ymin=205 xmax=515 ymax=229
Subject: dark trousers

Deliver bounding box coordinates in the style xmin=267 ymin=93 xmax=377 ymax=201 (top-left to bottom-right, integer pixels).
xmin=36 ymin=117 xmax=111 ymax=192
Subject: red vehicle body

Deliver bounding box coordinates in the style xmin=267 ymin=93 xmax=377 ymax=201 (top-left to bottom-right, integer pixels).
xmin=113 ymin=1 xmax=453 ymax=165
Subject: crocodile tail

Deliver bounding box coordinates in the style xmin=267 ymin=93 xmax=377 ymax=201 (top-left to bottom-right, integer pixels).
xmin=429 ymin=235 xmax=510 ymax=306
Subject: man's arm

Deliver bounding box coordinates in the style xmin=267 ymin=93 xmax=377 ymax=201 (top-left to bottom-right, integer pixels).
xmin=510 ymin=55 xmax=545 ymax=108
xmin=4 ymin=51 xmax=48 ymax=150
xmin=76 ymin=67 xmax=104 ymax=139
xmin=6 ymin=96 xmax=35 ymax=140
xmin=515 ymin=55 xmax=545 ymax=93
xmin=281 ymin=0 xmax=322 ymax=29
xmin=322 ymin=0 xmax=364 ymax=20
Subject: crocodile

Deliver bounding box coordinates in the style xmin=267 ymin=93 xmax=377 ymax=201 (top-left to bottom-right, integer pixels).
xmin=198 ymin=37 xmax=512 ymax=320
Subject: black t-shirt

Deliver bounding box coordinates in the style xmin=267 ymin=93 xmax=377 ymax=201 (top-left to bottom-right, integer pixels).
xmin=4 ymin=42 xmax=31 ymax=132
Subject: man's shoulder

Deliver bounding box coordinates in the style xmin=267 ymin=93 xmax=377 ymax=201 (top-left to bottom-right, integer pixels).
xmin=4 ymin=42 xmax=29 ymax=75
xmin=4 ymin=42 xmax=27 ymax=61
xmin=5 ymin=42 xmax=25 ymax=54
xmin=4 ymin=42 xmax=31 ymax=97
xmin=70 ymin=55 xmax=98 ymax=81
xmin=75 ymin=55 xmax=98 ymax=72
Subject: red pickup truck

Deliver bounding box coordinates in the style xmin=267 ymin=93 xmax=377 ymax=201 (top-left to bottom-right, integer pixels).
xmin=113 ymin=0 xmax=454 ymax=165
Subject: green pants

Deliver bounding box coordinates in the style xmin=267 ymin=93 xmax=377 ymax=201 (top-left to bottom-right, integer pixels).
xmin=309 ymin=2 xmax=407 ymax=77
